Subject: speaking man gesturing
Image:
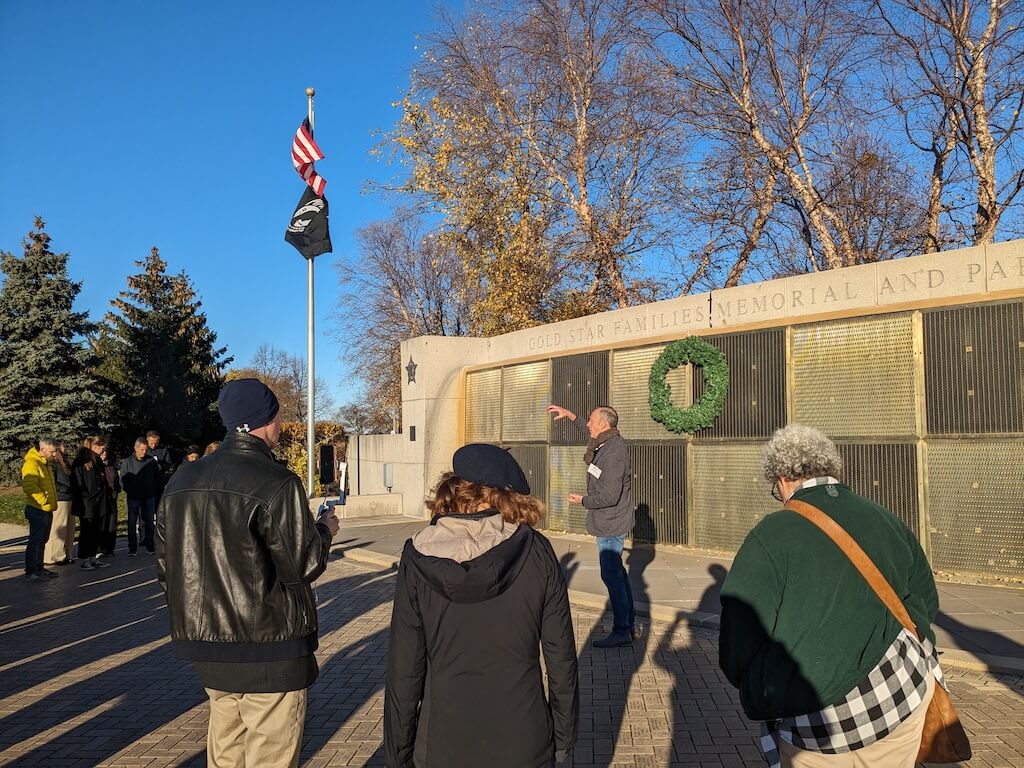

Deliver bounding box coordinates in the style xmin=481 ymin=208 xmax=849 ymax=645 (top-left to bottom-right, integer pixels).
xmin=547 ymin=404 xmax=635 ymax=647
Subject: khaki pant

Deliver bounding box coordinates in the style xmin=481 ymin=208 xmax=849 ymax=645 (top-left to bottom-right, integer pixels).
xmin=44 ymin=501 xmax=74 ymax=565
xmin=205 ymin=688 xmax=307 ymax=768
xmin=780 ymin=675 xmax=936 ymax=767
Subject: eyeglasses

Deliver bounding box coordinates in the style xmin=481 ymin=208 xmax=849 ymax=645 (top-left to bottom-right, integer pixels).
xmin=771 ymin=482 xmax=783 ymax=502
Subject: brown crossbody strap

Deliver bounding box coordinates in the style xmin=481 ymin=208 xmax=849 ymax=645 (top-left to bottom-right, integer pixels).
xmin=784 ymin=498 xmax=921 ymax=641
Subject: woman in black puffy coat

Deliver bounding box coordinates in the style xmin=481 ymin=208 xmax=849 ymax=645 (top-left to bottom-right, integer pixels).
xmin=384 ymin=444 xmax=578 ymax=768
xmin=71 ymin=438 xmax=113 ymax=570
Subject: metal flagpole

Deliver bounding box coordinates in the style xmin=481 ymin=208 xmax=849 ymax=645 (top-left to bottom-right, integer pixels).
xmin=305 ymin=86 xmax=316 ymax=498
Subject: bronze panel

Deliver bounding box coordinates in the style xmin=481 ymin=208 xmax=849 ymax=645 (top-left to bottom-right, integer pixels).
xmin=924 ymin=301 xmax=1024 ymax=435
xmin=551 ymin=352 xmax=609 ymax=445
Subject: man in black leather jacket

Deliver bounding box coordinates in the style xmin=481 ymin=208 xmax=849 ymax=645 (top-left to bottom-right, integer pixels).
xmin=157 ymin=378 xmax=339 ymax=768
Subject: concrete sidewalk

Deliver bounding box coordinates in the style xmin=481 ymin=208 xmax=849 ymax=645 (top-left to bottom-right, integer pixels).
xmin=334 ymin=515 xmax=1024 ymax=676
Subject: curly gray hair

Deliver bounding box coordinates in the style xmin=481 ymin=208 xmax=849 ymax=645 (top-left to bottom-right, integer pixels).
xmin=761 ymin=424 xmax=844 ymax=482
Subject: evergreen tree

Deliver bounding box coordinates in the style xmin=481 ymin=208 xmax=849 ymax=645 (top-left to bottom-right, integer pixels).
xmin=0 ymin=218 xmax=112 ymax=484
xmin=98 ymin=247 xmax=230 ymax=450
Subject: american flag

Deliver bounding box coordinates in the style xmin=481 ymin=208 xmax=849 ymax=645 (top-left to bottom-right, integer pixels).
xmin=291 ymin=118 xmax=326 ymax=195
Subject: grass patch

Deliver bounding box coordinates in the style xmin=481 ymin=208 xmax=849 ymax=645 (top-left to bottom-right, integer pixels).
xmin=0 ymin=487 xmax=129 ymax=533
xmin=0 ymin=489 xmax=29 ymax=527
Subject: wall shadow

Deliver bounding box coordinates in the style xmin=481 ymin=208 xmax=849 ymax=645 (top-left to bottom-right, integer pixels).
xmin=935 ymin=610 xmax=1024 ymax=669
xmin=298 ymin=565 xmax=398 ymax=764
xmin=0 ymin=637 xmax=206 ymax=763
xmin=564 ymin=504 xmax=656 ymax=767
xmin=0 ymin=566 xmax=396 ymax=766
xmin=0 ymin=564 xmax=168 ymax=695
xmin=653 ymin=578 xmax=822 ymax=767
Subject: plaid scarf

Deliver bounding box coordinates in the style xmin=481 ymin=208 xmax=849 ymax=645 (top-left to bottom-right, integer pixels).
xmin=583 ymin=427 xmax=619 ymax=465
xmin=760 ymin=629 xmax=941 ymax=767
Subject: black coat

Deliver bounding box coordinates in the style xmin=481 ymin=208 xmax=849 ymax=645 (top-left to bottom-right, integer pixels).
xmin=156 ymin=432 xmax=333 ymax=664
xmin=71 ymin=456 xmax=112 ymax=521
xmin=53 ymin=462 xmax=73 ymax=502
xmin=120 ymin=454 xmax=160 ymax=499
xmin=384 ymin=515 xmax=578 ymax=768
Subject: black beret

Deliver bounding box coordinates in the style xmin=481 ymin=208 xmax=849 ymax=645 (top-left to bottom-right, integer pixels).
xmin=453 ymin=443 xmax=530 ymax=495
xmin=218 ymin=378 xmax=280 ymax=434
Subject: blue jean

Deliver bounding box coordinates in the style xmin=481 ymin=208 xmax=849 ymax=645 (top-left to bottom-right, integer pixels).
xmin=596 ymin=535 xmax=634 ymax=634
xmin=24 ymin=506 xmax=53 ymax=574
xmin=127 ymin=496 xmax=156 ymax=553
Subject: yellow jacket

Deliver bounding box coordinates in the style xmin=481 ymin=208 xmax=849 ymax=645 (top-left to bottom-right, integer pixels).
xmin=22 ymin=447 xmax=58 ymax=512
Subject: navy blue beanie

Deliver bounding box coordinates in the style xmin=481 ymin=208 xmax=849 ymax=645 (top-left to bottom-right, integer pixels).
xmin=218 ymin=378 xmax=280 ymax=434
xmin=452 ymin=443 xmax=531 ymax=495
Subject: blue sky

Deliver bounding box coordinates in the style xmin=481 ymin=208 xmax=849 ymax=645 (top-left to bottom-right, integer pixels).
xmin=0 ymin=1 xmax=449 ymax=407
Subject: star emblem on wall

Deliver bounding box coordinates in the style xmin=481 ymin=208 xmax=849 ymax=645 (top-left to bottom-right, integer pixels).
xmin=406 ymin=356 xmax=418 ymax=384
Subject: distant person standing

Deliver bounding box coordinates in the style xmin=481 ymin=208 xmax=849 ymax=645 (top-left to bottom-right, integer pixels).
xmin=203 ymin=441 xmax=221 ymax=457
xmin=547 ymin=404 xmax=635 ymax=648
xmin=21 ymin=438 xmax=60 ymax=581
xmin=44 ymin=441 xmax=76 ymax=566
xmin=97 ymin=440 xmax=119 ymax=557
xmin=146 ymin=430 xmax=174 ymax=505
xmin=184 ymin=445 xmax=201 ymax=463
xmin=71 ymin=438 xmax=112 ymax=571
xmin=120 ymin=438 xmax=160 ymax=556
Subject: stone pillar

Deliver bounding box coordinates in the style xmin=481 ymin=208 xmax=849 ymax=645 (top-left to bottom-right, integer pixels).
xmin=398 ymin=335 xmax=489 ymax=518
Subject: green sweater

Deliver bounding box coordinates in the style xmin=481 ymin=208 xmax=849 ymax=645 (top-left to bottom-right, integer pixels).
xmin=718 ymin=483 xmax=938 ymax=721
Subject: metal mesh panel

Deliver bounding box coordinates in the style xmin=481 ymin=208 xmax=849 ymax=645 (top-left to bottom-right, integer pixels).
xmin=838 ymin=443 xmax=920 ymax=539
xmin=546 ymin=446 xmax=589 ymax=534
xmin=551 ymin=352 xmax=609 ymax=445
xmin=793 ymin=314 xmax=917 ymax=438
xmin=629 ymin=443 xmax=687 ymax=545
xmin=501 ymin=361 xmax=550 ymax=442
xmin=612 ymin=346 xmax=691 ymax=440
xmin=691 ymin=444 xmax=772 ymax=551
xmin=503 ymin=444 xmax=548 ymax=507
xmin=465 ymin=369 xmax=501 ymax=443
xmin=693 ymin=329 xmax=787 ymax=439
xmin=927 ymin=440 xmax=1024 ymax=578
xmin=924 ymin=301 xmax=1024 ymax=435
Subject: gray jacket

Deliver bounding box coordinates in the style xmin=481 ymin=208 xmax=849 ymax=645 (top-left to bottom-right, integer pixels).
xmin=574 ymin=415 xmax=634 ymax=538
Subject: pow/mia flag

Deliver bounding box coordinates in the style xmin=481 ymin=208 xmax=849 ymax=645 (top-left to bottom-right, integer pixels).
xmin=285 ymin=185 xmax=332 ymax=259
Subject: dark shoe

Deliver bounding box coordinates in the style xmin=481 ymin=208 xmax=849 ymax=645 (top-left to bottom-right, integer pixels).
xmin=145 ymin=548 xmax=155 ymax=555
xmin=80 ymin=560 xmax=96 ymax=571
xmin=54 ymin=558 xmax=72 ymax=566
xmin=25 ymin=572 xmax=44 ymax=582
xmin=92 ymin=558 xmax=111 ymax=569
xmin=40 ymin=568 xmax=59 ymax=579
xmin=128 ymin=551 xmax=138 ymax=557
xmin=592 ymin=631 xmax=633 ymax=648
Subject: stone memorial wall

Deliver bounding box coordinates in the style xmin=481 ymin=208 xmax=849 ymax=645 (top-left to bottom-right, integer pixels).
xmin=383 ymin=242 xmax=1024 ymax=579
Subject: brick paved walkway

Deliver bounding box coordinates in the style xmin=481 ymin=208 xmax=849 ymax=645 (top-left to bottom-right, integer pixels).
xmin=1 ymin=543 xmax=1022 ymax=767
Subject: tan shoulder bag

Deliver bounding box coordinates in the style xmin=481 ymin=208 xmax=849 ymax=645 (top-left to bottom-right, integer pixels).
xmin=785 ymin=498 xmax=972 ymax=764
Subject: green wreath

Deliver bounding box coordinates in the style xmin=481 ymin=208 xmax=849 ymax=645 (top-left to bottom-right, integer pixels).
xmin=649 ymin=337 xmax=729 ymax=434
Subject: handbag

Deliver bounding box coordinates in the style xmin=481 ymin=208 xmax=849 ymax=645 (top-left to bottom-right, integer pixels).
xmin=784 ymin=498 xmax=972 ymax=764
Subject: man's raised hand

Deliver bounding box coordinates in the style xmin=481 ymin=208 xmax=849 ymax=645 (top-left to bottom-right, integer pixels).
xmin=547 ymin=405 xmax=576 ymax=421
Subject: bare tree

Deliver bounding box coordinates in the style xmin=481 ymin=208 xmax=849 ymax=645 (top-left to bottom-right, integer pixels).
xmin=652 ymin=0 xmax=928 ymax=269
xmin=333 ymin=209 xmax=471 ymax=430
xmin=391 ymin=0 xmax=686 ymax=310
xmin=873 ymin=0 xmax=1024 ymax=245
xmin=670 ymin=140 xmax=781 ymax=291
xmin=229 ymin=344 xmax=336 ymax=423
xmin=336 ymin=396 xmax=386 ymax=436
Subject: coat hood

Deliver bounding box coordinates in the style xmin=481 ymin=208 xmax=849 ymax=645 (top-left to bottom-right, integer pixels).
xmin=404 ymin=511 xmax=534 ymax=604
